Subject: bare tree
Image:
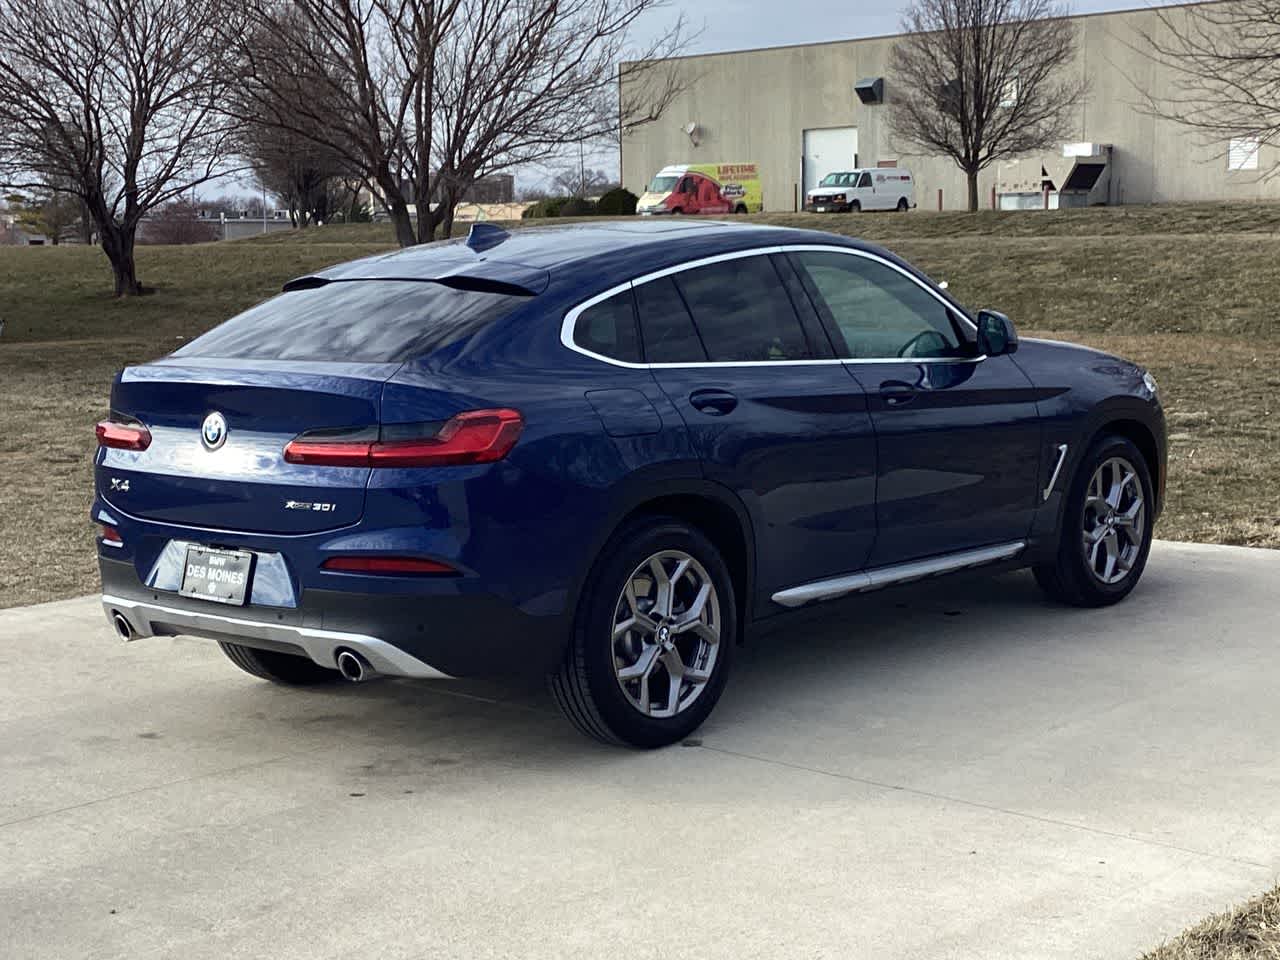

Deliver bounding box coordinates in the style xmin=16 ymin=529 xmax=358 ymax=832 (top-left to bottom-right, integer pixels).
xmin=550 ymin=165 xmax=618 ymax=198
xmin=1135 ymin=0 xmax=1280 ymax=164
xmin=142 ymin=199 xmax=221 ymax=245
xmin=232 ymin=0 xmax=689 ymax=246
xmin=888 ymin=0 xmax=1085 ymax=210
xmin=0 ymin=0 xmax=241 ymax=295
xmin=243 ymin=124 xmax=350 ymax=228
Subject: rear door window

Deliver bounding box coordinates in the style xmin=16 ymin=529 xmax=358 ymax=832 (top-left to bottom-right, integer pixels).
xmin=670 ymin=255 xmax=812 ymax=362
xmin=634 ymin=276 xmax=707 ymax=363
xmin=573 ymin=290 xmax=641 ymax=363
xmin=175 ymin=280 xmax=528 ymax=362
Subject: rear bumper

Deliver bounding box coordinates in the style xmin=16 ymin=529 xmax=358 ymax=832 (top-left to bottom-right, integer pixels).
xmin=99 ymin=555 xmax=569 ymax=679
xmin=102 ymin=592 xmax=450 ymax=678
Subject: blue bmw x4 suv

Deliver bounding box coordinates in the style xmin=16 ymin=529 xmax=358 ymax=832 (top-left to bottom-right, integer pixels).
xmin=96 ymin=220 xmax=1165 ymax=746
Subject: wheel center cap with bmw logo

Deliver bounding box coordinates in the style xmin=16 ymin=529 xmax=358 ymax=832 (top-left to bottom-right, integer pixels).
xmin=201 ymin=412 xmax=228 ymax=450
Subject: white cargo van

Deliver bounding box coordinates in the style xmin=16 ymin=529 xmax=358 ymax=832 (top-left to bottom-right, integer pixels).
xmin=804 ymin=168 xmax=916 ymax=212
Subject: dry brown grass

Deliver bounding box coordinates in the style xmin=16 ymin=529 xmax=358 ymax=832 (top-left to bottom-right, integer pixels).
xmin=1 ymin=204 xmax=1277 ymax=609
xmin=1144 ymin=885 xmax=1280 ymax=960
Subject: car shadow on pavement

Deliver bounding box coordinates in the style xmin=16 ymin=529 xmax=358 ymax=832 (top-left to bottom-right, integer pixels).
xmin=194 ymin=563 xmax=1182 ymax=768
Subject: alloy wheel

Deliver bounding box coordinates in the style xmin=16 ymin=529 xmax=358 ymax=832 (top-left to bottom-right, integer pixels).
xmin=612 ymin=550 xmax=721 ymax=718
xmin=1081 ymin=456 xmax=1146 ymax=584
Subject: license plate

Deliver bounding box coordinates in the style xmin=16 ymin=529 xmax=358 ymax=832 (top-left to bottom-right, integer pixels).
xmin=816 ymin=206 xmax=828 ymax=213
xmin=179 ymin=546 xmax=254 ymax=605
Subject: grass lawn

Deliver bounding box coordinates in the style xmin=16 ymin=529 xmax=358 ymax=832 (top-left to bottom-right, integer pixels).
xmin=1 ymin=203 xmax=1277 ymax=610
xmin=1142 ymin=885 xmax=1280 ymax=960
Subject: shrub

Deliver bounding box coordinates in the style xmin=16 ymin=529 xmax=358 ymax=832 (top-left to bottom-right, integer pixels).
xmin=558 ymin=196 xmax=597 ymax=217
xmin=521 ymin=197 xmax=567 ymax=219
xmin=595 ymin=187 xmax=638 ymax=216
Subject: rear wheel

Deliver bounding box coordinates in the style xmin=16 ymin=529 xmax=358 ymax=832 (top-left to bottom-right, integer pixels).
xmin=897 ymin=197 xmax=909 ymax=211
xmin=218 ymin=641 xmax=343 ymax=685
xmin=1034 ymin=435 xmax=1154 ymax=607
xmin=734 ymin=203 xmax=748 ymax=214
xmin=550 ymin=517 xmax=736 ymax=747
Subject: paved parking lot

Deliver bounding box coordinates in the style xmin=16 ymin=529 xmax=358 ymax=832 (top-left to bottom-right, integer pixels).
xmin=2 ymin=540 xmax=1278 ymax=959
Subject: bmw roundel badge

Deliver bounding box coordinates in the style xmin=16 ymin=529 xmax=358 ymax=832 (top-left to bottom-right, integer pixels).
xmin=201 ymin=412 xmax=228 ymax=451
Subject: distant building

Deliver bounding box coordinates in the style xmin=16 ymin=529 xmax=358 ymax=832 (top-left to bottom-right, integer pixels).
xmin=621 ymin=1 xmax=1280 ymax=210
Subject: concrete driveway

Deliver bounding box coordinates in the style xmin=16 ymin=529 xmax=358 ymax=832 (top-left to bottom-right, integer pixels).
xmin=2 ymin=540 xmax=1277 ymax=959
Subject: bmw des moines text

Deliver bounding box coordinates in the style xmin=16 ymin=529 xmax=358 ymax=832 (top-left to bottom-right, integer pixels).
xmin=95 ymin=220 xmax=1165 ymax=747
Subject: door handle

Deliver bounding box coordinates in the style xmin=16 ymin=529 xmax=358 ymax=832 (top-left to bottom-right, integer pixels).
xmin=879 ymin=381 xmax=916 ymax=407
xmin=689 ymin=389 xmax=739 ymax=416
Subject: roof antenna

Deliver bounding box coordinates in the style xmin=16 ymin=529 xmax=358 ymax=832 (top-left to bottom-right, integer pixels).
xmin=466 ymin=222 xmax=509 ymax=252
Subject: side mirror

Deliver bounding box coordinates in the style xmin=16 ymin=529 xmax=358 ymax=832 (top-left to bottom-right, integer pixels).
xmin=977 ymin=309 xmax=1018 ymax=357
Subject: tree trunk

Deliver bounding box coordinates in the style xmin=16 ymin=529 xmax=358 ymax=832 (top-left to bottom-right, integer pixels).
xmin=966 ymin=170 xmax=980 ymax=212
xmin=101 ymin=226 xmax=141 ymax=297
xmin=371 ymin=165 xmax=417 ymax=246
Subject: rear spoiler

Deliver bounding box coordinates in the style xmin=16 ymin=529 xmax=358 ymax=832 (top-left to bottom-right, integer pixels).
xmin=282 ymin=271 xmax=542 ymax=297
xmin=284 ymin=247 xmax=550 ymax=297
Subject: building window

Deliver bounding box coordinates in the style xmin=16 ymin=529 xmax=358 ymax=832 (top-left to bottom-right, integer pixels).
xmin=1228 ymin=136 xmax=1260 ymax=171
xmin=999 ymin=74 xmax=1020 ymax=108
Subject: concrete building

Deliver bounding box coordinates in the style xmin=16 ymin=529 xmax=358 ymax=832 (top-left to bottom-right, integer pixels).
xmin=621 ymin=1 xmax=1278 ymax=211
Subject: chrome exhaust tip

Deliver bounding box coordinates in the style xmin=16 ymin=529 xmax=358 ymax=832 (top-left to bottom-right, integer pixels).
xmin=111 ymin=612 xmax=135 ymax=642
xmin=336 ymin=649 xmax=373 ymax=682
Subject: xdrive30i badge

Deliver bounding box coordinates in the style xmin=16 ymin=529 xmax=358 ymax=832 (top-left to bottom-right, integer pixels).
xmin=201 ymin=412 xmax=228 ymax=450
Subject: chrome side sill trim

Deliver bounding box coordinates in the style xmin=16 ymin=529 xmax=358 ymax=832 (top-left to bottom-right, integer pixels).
xmin=1043 ymin=444 xmax=1069 ymax=501
xmin=101 ymin=594 xmax=452 ymax=679
xmin=770 ymin=541 xmax=1027 ymax=608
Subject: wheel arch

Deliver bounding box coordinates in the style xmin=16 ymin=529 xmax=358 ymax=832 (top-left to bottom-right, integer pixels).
xmin=570 ymin=479 xmax=757 ymax=645
xmin=1089 ymin=417 xmax=1164 ymax=517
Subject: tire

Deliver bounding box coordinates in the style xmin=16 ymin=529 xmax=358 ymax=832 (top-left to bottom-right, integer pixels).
xmin=897 ymin=197 xmax=909 ymax=211
xmin=850 ymin=200 xmax=861 ymax=213
xmin=670 ymin=208 xmax=683 ymax=216
xmin=550 ymin=516 xmax=736 ymax=748
xmin=1034 ymin=434 xmax=1155 ymax=607
xmin=218 ymin=641 xmax=343 ymax=685
xmin=734 ymin=203 xmax=748 ymax=214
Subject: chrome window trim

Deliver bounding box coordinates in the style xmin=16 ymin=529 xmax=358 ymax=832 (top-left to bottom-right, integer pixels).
xmin=559 ymin=243 xmax=979 ymax=370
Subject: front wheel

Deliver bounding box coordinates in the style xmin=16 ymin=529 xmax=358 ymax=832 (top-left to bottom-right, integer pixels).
xmin=849 ymin=200 xmax=861 ymax=213
xmin=1034 ymin=435 xmax=1154 ymax=607
xmin=550 ymin=517 xmax=736 ymax=747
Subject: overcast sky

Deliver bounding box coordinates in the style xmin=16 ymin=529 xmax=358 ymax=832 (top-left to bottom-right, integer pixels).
xmin=645 ymin=0 xmax=1169 ymax=54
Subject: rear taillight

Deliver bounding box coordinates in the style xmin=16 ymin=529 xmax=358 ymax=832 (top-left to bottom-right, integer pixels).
xmin=284 ymin=409 xmax=523 ymax=468
xmin=96 ymin=419 xmax=152 ymax=451
xmin=99 ymin=525 xmax=122 ymax=544
xmin=321 ymin=556 xmax=457 ymax=575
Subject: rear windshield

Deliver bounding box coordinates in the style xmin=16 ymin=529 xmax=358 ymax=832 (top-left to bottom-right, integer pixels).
xmin=647 ymin=175 xmax=678 ymax=193
xmin=174 ymin=280 xmax=528 ymax=362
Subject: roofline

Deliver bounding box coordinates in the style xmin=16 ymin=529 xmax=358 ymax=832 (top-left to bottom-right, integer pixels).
xmin=622 ymin=0 xmax=1231 ymax=64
